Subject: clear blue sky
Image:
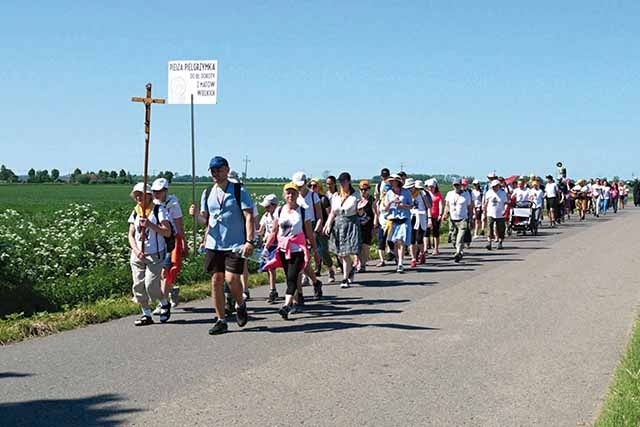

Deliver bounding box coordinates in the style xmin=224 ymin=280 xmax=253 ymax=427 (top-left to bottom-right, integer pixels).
xmin=1 ymin=1 xmax=638 ymax=180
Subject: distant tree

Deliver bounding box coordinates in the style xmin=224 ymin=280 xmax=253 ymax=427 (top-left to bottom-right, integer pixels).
xmin=51 ymin=169 xmax=60 ymax=181
xmin=27 ymin=168 xmax=36 ymax=182
xmin=0 ymin=165 xmax=17 ymax=183
xmin=76 ymin=174 xmax=90 ymax=184
xmin=119 ymin=169 xmax=127 ymax=178
xmin=110 ymin=170 xmax=118 ymax=180
xmin=164 ymin=171 xmax=174 ymax=183
xmin=36 ymin=169 xmax=51 ymax=183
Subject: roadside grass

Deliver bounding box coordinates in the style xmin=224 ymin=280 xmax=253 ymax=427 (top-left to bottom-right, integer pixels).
xmin=596 ymin=316 xmax=640 ymax=427
xmin=0 ymin=270 xmax=286 ymax=345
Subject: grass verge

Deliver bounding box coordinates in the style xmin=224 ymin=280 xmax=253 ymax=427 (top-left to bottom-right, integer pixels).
xmin=0 ymin=270 xmax=286 ymax=345
xmin=596 ymin=316 xmax=640 ymax=426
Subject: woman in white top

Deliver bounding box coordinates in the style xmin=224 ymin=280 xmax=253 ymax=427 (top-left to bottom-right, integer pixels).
xmin=257 ymin=194 xmax=279 ymax=303
xmin=470 ymin=180 xmax=484 ymax=238
xmin=127 ymin=183 xmax=172 ymax=326
xmin=323 ymin=172 xmax=362 ymax=288
xmin=600 ymin=180 xmax=611 ymax=215
xmin=264 ymin=183 xmax=315 ymax=319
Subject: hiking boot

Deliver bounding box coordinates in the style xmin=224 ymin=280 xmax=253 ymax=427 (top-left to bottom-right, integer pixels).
xmin=236 ymin=302 xmax=248 ymax=327
xmin=208 ymin=319 xmax=228 ymax=335
xmin=169 ymin=286 xmax=180 ymax=308
xmin=267 ymin=289 xmax=279 ymax=304
xmin=313 ymin=280 xmax=323 ymax=299
xmin=134 ymin=315 xmax=154 ymax=326
xmin=159 ymin=304 xmax=171 ymax=323
xmin=278 ymin=305 xmax=291 ymax=320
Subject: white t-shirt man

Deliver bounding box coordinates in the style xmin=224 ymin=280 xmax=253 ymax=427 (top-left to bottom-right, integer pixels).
xmin=544 ymin=182 xmax=558 ymax=198
xmin=484 ymin=189 xmax=509 ymax=219
xmin=445 ymin=190 xmax=471 ymax=221
xmin=512 ymin=187 xmax=531 ymax=204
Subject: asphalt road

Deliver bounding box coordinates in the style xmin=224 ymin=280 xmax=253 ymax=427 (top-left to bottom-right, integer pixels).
xmin=1 ymin=209 xmax=639 ymax=426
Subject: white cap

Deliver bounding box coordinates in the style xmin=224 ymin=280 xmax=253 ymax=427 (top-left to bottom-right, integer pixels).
xmin=487 ymin=171 xmax=497 ymax=178
xmin=490 ymin=179 xmax=501 ymax=188
xmin=414 ymin=179 xmax=424 ymax=189
xmin=292 ymin=171 xmax=307 ymax=187
xmin=403 ymin=178 xmax=416 ymax=189
xmin=259 ymin=194 xmax=278 ymax=207
xmin=131 ymin=182 xmax=152 ymax=194
xmin=472 ymin=179 xmax=480 ymax=185
xmin=151 ymin=178 xmax=169 ymax=191
xmin=425 ymin=178 xmax=436 ymax=187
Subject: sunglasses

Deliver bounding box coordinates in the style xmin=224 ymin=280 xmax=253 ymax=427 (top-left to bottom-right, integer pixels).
xmin=360 ymin=187 xmax=369 ymax=191
xmin=309 ymin=183 xmax=318 ymax=187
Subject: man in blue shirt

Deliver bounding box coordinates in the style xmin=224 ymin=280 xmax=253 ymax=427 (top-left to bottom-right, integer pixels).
xmin=190 ymin=156 xmax=255 ymax=335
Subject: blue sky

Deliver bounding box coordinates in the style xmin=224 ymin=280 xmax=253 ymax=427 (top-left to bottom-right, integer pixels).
xmin=1 ymin=1 xmax=639 ymax=180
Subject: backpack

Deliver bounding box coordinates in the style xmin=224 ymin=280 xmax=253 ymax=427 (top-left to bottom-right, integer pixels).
xmin=133 ymin=204 xmax=176 ymax=253
xmin=204 ymin=182 xmax=246 ymax=240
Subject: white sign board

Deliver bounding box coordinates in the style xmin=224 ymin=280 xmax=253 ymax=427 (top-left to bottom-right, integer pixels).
xmin=168 ymin=60 xmax=218 ymax=104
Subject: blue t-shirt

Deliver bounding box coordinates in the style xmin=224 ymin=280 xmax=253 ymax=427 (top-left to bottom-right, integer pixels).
xmin=201 ymin=182 xmax=253 ymax=250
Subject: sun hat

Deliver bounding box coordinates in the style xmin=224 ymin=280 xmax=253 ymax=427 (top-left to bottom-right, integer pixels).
xmin=487 ymin=171 xmax=497 ymax=178
xmin=388 ymin=174 xmax=403 ymax=183
xmin=292 ymin=171 xmax=307 ymax=187
xmin=283 ymin=182 xmax=299 ymax=192
xmin=151 ymin=178 xmax=169 ymax=191
xmin=425 ymin=178 xmax=436 ymax=187
xmin=415 ymin=179 xmax=425 ymax=189
xmin=490 ymin=179 xmax=501 ymax=188
xmin=472 ymin=179 xmax=480 ymax=185
xmin=260 ymin=194 xmax=278 ymax=207
xmin=208 ymin=156 xmax=229 ymax=170
xmin=403 ymin=178 xmax=416 ymax=189
xmin=131 ymin=182 xmax=152 ymax=196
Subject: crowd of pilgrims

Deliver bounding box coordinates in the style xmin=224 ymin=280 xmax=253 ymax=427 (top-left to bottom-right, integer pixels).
xmin=126 ymin=157 xmax=636 ymax=333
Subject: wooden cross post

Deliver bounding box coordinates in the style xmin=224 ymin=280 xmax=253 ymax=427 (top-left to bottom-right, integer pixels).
xmin=131 ymin=83 xmax=165 ymax=254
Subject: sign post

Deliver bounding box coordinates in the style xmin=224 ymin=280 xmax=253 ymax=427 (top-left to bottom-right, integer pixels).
xmin=168 ymin=60 xmax=218 ymax=254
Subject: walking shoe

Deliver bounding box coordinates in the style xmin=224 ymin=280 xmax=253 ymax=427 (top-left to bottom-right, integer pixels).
xmin=328 ymin=269 xmax=336 ymax=283
xmin=497 ymin=242 xmax=503 ymax=250
xmin=340 ymin=279 xmax=350 ymax=289
xmin=134 ymin=315 xmax=154 ymax=326
xmin=267 ymin=289 xmax=279 ymax=304
xmin=169 ymin=286 xmax=180 ymax=308
xmin=301 ymin=274 xmax=311 ymax=287
xmin=152 ymin=302 xmax=163 ymax=315
xmin=208 ymin=319 xmax=228 ymax=335
xmin=313 ymin=280 xmax=323 ymax=299
xmin=397 ymin=264 xmax=404 ymax=273
xmin=235 ymin=302 xmax=248 ymax=327
xmin=278 ymin=305 xmax=291 ymax=320
xmin=485 ymin=243 xmax=492 ymax=251
xmin=454 ymin=253 xmax=462 ymax=263
xmin=384 ymin=252 xmax=396 ymax=262
xmin=159 ymin=304 xmax=171 ymax=323
xmin=289 ymin=304 xmax=302 ymax=314
xmin=410 ymin=260 xmax=417 ymax=268
xmin=242 ymin=289 xmax=251 ymax=301
xmin=418 ymin=253 xmax=426 ymax=264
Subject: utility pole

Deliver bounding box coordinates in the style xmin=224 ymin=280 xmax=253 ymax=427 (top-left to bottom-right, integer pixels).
xmin=242 ymin=155 xmax=250 ymax=180
xmin=400 ymin=162 xmax=404 ymax=172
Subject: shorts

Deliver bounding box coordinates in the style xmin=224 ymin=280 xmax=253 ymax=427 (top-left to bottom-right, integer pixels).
xmin=474 ymin=208 xmax=482 ymax=221
xmin=546 ymin=197 xmax=557 ymax=212
xmin=204 ymin=249 xmax=244 ymax=275
xmin=488 ymin=217 xmax=506 ymax=240
xmin=361 ymin=222 xmax=373 ymax=246
xmin=410 ymin=217 xmax=425 ymax=244
xmin=427 ymin=219 xmax=441 ymax=238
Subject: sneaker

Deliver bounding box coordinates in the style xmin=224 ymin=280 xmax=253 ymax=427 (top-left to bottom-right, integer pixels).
xmin=152 ymin=302 xmax=162 ymax=315
xmin=242 ymin=290 xmax=251 ymax=301
xmin=134 ymin=315 xmax=154 ymax=326
xmin=454 ymin=253 xmax=462 ymax=263
xmin=278 ymin=305 xmax=290 ymax=320
xmin=313 ymin=280 xmax=323 ymax=299
xmin=418 ymin=253 xmax=426 ymax=264
xmin=235 ymin=302 xmax=248 ymax=327
xmin=397 ymin=264 xmax=404 ymax=273
xmin=340 ymin=279 xmax=350 ymax=289
xmin=485 ymin=243 xmax=492 ymax=251
xmin=159 ymin=304 xmax=171 ymax=323
xmin=267 ymin=289 xmax=279 ymax=304
xmin=208 ymin=319 xmax=228 ymax=335
xmin=410 ymin=260 xmax=417 ymax=268
xmin=328 ymin=270 xmax=336 ymax=283
xmin=169 ymin=286 xmax=180 ymax=308
xmin=301 ymin=274 xmax=311 ymax=287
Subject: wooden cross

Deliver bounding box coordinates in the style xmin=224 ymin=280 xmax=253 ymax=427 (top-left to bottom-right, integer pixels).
xmin=131 ymin=83 xmax=165 ymax=254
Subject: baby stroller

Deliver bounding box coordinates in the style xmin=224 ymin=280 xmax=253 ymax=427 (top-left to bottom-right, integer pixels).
xmin=507 ymin=201 xmax=538 ymax=236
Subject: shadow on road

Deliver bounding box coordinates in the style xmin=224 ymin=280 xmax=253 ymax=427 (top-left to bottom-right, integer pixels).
xmin=0 ymin=393 xmax=142 ymax=427
xmin=358 ymin=279 xmax=438 ymax=288
xmin=0 ymin=372 xmax=33 ymax=379
xmin=242 ymin=321 xmax=439 ymax=334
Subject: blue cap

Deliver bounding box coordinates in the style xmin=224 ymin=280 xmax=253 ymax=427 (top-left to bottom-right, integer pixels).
xmin=209 ymin=156 xmax=229 ymax=170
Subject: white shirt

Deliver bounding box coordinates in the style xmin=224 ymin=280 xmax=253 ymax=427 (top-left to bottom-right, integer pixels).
xmin=330 ymin=192 xmax=360 ymax=216
xmin=590 ymin=184 xmax=601 ymax=198
xmin=484 ymin=189 xmax=508 ymax=219
xmin=512 ymin=187 xmax=531 ymax=203
xmin=445 ymin=190 xmax=471 ymax=221
xmin=298 ymin=190 xmax=320 ymax=222
xmin=530 ymin=188 xmax=544 ymax=207
xmin=471 ymin=189 xmax=483 ymax=208
xmin=128 ymin=204 xmax=170 ymax=254
xmin=602 ymin=185 xmax=611 ymax=199
xmin=259 ymin=212 xmax=275 ymax=235
xmin=544 ymin=182 xmax=558 ymax=198
xmin=274 ymin=206 xmax=308 ymax=252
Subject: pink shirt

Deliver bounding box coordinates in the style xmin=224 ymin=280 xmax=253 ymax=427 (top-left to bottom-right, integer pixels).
xmin=430 ymin=192 xmax=443 ymax=219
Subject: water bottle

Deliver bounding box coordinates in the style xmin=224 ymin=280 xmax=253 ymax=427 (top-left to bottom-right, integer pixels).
xmin=232 ymin=244 xmax=262 ymax=263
